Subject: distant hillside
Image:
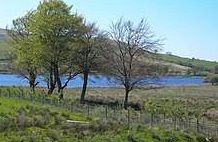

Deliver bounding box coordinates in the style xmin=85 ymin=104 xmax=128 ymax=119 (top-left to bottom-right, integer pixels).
xmin=0 ymin=29 xmax=10 ymax=60
xmin=0 ymin=28 xmax=11 ymax=73
xmin=0 ymin=28 xmax=9 ymax=41
xmin=0 ymin=28 xmax=217 ymax=74
xmin=157 ymin=53 xmax=218 ymax=73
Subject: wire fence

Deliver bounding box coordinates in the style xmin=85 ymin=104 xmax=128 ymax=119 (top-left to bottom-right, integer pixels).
xmin=0 ymin=87 xmax=217 ymax=137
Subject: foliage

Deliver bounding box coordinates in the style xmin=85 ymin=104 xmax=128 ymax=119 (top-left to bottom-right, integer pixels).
xmin=27 ymin=0 xmax=85 ymax=95
xmin=205 ymin=74 xmax=218 ymax=85
xmin=7 ymin=11 xmax=40 ymax=91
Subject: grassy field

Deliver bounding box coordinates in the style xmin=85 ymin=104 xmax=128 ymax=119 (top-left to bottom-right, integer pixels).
xmin=0 ymin=86 xmax=218 ymax=141
xmin=0 ymin=90 xmax=212 ymax=142
xmin=64 ymin=86 xmax=218 ymax=123
xmin=1 ymin=86 xmax=218 ymax=123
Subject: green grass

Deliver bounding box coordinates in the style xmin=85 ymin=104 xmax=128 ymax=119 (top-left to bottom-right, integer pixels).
xmin=0 ymin=96 xmax=88 ymax=121
xmin=0 ymin=97 xmax=30 ymax=114
xmin=0 ymin=96 xmax=91 ymax=141
xmin=0 ymin=124 xmax=206 ymax=142
xmin=157 ymin=53 xmax=218 ymax=72
xmin=75 ymin=126 xmax=206 ymax=142
xmin=0 ymin=95 xmax=210 ymax=142
xmin=62 ymin=86 xmax=218 ymax=124
xmin=0 ymin=87 xmax=217 ymax=141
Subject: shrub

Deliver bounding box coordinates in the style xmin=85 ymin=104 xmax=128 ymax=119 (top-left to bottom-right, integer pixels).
xmin=16 ymin=112 xmax=34 ymax=129
xmin=214 ymin=65 xmax=218 ymax=74
xmin=33 ymin=115 xmax=46 ymax=127
xmin=211 ymin=76 xmax=218 ymax=85
xmin=61 ymin=112 xmax=70 ymax=119
xmin=151 ymin=132 xmax=161 ymax=141
xmin=196 ymin=135 xmax=207 ymax=142
xmin=205 ymin=74 xmax=218 ymax=85
xmin=127 ymin=134 xmax=137 ymax=142
xmin=0 ymin=116 xmax=13 ymax=131
xmin=46 ymin=129 xmax=60 ymax=141
xmin=54 ymin=114 xmax=65 ymax=125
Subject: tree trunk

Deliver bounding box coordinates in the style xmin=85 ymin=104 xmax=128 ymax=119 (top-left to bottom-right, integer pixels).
xmin=28 ymin=69 xmax=37 ymax=93
xmin=58 ymin=88 xmax=64 ymax=100
xmin=55 ymin=65 xmax=62 ymax=93
xmin=48 ymin=85 xmax=55 ymax=95
xmin=29 ymin=80 xmax=35 ymax=93
xmin=197 ymin=118 xmax=200 ymax=132
xmin=80 ymin=70 xmax=89 ymax=104
xmin=124 ymin=89 xmax=130 ymax=109
xmin=48 ymin=67 xmax=55 ymax=95
xmin=29 ymin=80 xmax=38 ymax=93
xmin=54 ymin=64 xmax=63 ymax=99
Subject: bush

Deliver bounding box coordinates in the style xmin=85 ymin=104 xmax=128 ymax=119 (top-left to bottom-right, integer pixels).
xmin=211 ymin=76 xmax=218 ymax=85
xmin=196 ymin=135 xmax=207 ymax=142
xmin=33 ymin=115 xmax=46 ymax=127
xmin=46 ymin=129 xmax=60 ymax=141
xmin=54 ymin=114 xmax=65 ymax=125
xmin=127 ymin=134 xmax=137 ymax=142
xmin=205 ymin=74 xmax=218 ymax=85
xmin=0 ymin=116 xmax=14 ymax=131
xmin=214 ymin=65 xmax=218 ymax=74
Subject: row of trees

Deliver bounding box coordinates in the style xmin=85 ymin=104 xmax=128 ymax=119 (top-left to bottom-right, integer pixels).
xmin=7 ymin=0 xmax=161 ymax=109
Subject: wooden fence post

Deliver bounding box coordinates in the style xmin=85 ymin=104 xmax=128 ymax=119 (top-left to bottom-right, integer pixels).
xmin=138 ymin=110 xmax=141 ymax=123
xmin=196 ymin=118 xmax=200 ymax=133
xmin=87 ymin=104 xmax=90 ymax=117
xmin=127 ymin=109 xmax=130 ymax=128
xmin=105 ymin=106 xmax=108 ymax=119
xmin=151 ymin=113 xmax=154 ymax=127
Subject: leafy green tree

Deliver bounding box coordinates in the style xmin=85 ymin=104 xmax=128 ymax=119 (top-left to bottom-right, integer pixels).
xmin=7 ymin=11 xmax=39 ymax=92
xmin=29 ymin=0 xmax=84 ymax=96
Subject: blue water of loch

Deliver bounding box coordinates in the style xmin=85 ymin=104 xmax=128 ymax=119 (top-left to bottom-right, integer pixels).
xmin=0 ymin=74 xmax=204 ymax=88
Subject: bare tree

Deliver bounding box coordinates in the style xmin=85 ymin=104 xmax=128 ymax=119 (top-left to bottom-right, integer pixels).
xmin=73 ymin=22 xmax=107 ymax=103
xmin=103 ymin=18 xmax=161 ymax=109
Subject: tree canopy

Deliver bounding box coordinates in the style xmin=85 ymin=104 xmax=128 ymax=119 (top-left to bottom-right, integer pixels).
xmin=8 ymin=0 xmax=163 ymax=107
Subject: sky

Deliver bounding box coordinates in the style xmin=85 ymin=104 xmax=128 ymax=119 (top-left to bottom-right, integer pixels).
xmin=0 ymin=0 xmax=218 ymax=61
